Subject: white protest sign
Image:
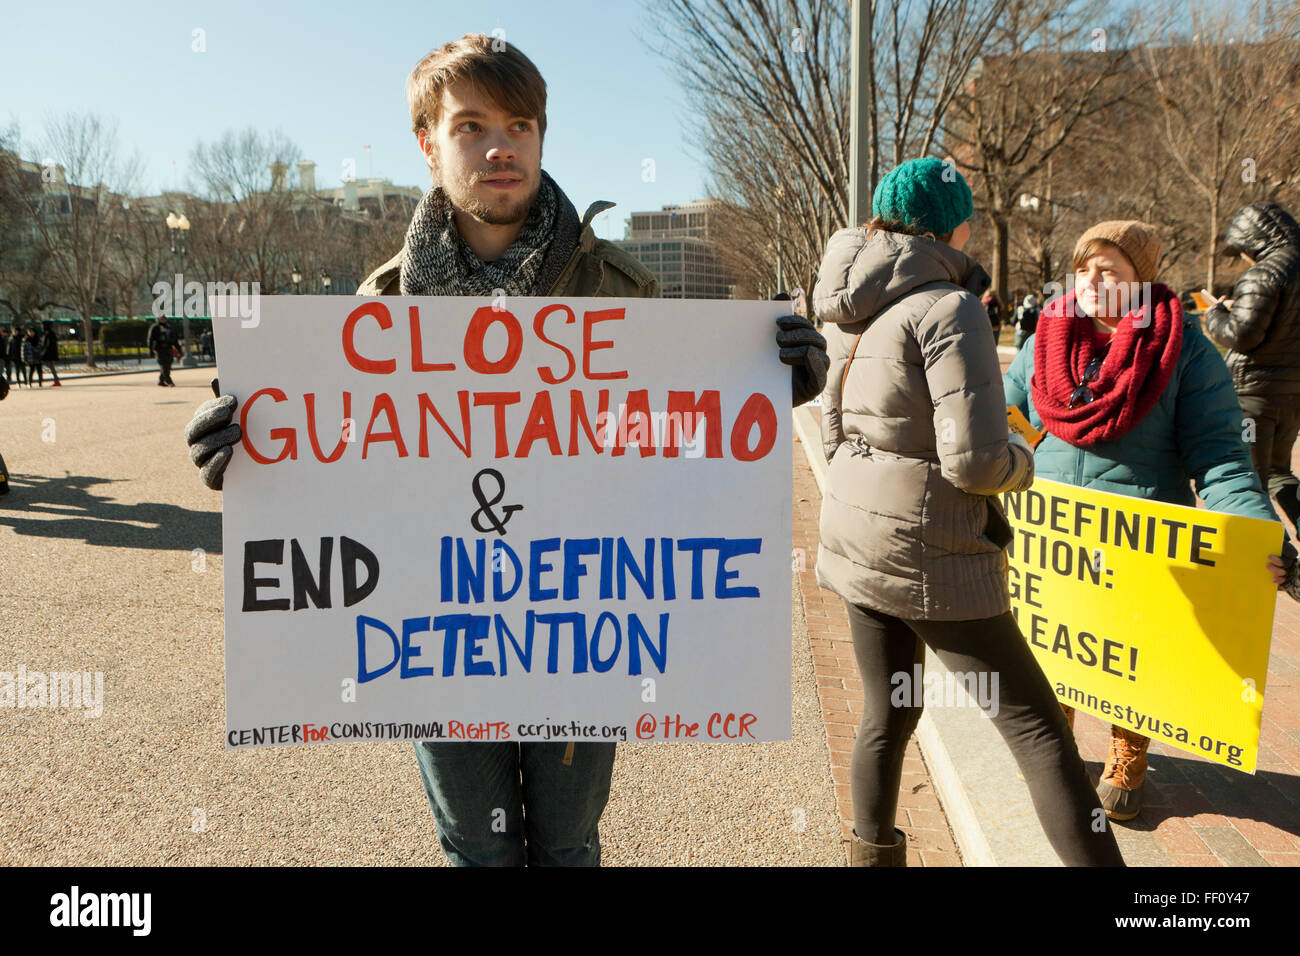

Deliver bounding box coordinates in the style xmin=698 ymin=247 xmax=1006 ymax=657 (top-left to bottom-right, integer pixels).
xmin=213 ymin=295 xmax=792 ymax=748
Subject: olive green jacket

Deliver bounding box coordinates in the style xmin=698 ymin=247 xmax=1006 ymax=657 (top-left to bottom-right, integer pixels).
xmin=357 ymin=201 xmax=659 ymax=298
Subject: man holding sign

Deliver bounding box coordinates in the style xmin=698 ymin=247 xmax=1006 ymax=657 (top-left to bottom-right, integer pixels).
xmin=183 ymin=34 xmax=828 ymax=867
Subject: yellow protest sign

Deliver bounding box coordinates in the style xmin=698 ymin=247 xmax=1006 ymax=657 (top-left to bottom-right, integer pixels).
xmin=1000 ymin=478 xmax=1281 ymax=773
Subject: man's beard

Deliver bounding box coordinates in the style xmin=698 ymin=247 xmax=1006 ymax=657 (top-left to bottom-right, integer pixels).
xmin=443 ymin=168 xmax=540 ymax=226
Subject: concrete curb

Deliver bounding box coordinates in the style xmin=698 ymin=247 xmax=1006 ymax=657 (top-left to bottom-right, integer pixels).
xmin=792 ymin=403 xmax=1055 ymax=867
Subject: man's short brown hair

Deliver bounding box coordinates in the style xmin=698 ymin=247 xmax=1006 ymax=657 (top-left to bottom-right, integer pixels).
xmin=406 ymin=33 xmax=548 ymax=141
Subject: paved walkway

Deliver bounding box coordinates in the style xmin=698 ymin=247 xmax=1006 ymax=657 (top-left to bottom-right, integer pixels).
xmin=0 ymin=368 xmax=843 ymax=866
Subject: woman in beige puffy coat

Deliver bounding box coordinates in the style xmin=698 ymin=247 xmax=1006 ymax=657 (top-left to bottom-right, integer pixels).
xmin=813 ymin=158 xmax=1122 ymax=866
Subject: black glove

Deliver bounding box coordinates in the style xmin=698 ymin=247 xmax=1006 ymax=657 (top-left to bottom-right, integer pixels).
xmin=185 ymin=392 xmax=240 ymax=490
xmin=775 ymin=314 xmax=829 ymax=407
xmin=1282 ymin=546 xmax=1300 ymax=602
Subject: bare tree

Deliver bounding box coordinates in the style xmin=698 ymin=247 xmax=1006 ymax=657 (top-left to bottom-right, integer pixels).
xmin=13 ymin=114 xmax=142 ymax=367
xmin=868 ymin=0 xmax=1007 ymax=187
xmin=967 ymin=1 xmax=1300 ymax=300
xmin=184 ymin=194 xmax=248 ymax=294
xmin=1139 ymin=0 xmax=1300 ymax=291
xmin=102 ymin=199 xmax=170 ymax=321
xmin=357 ymin=194 xmax=418 ymax=285
xmin=945 ymin=0 xmax=1134 ymax=297
xmin=187 ymin=128 xmax=302 ymax=291
xmin=644 ymin=0 xmax=1002 ymax=301
xmin=991 ymin=85 xmax=1202 ymax=300
xmin=0 ymin=126 xmax=65 ymax=327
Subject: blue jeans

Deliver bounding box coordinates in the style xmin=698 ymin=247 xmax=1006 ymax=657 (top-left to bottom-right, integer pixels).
xmin=412 ymin=741 xmax=617 ymax=866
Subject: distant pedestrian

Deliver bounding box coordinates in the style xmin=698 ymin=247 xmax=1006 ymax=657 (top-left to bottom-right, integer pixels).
xmin=1014 ymin=293 xmax=1040 ymax=350
xmin=1 ymin=328 xmax=12 ymax=382
xmin=5 ymin=327 xmax=22 ymax=385
xmin=20 ymin=328 xmax=39 ymax=387
xmin=39 ymin=321 xmax=61 ymax=387
xmin=147 ymin=316 xmax=177 ymax=387
xmin=981 ymin=289 xmax=1004 ymax=342
xmin=1203 ymin=202 xmax=1300 ymax=600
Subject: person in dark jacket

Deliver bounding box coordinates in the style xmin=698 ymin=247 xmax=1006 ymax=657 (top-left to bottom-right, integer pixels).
xmin=1005 ymin=219 xmax=1286 ymax=821
xmin=1203 ymin=202 xmax=1300 ymax=599
xmin=6 ymin=327 xmax=24 ymax=386
xmin=1014 ymin=293 xmax=1040 ymax=350
xmin=20 ymin=328 xmax=39 ymax=387
xmin=981 ymin=289 xmax=1004 ymax=342
xmin=38 ymin=321 xmax=61 ymax=387
xmin=1 ymin=328 xmax=12 ymax=383
xmin=147 ymin=316 xmax=177 ymax=386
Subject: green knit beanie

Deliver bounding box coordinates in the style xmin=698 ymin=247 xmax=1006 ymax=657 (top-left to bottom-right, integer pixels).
xmin=871 ymin=157 xmax=973 ymax=238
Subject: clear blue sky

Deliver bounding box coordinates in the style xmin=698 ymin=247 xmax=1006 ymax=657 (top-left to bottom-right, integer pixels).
xmin=0 ymin=0 xmax=708 ymax=240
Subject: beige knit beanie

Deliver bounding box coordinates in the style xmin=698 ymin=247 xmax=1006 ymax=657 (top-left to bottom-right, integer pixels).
xmin=1074 ymin=220 xmax=1161 ymax=282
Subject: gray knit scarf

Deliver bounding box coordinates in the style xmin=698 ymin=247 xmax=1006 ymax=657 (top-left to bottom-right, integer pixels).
xmin=399 ymin=169 xmax=581 ymax=297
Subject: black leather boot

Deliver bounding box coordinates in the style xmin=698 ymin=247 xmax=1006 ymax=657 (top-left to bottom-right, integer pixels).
xmin=848 ymin=828 xmax=907 ymax=866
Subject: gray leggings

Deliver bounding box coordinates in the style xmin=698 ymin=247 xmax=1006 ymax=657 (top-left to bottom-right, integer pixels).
xmin=844 ymin=601 xmax=1125 ymax=866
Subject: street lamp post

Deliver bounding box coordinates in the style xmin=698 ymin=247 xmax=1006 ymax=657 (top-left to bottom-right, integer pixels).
xmin=291 ymin=267 xmax=302 ymax=295
xmin=321 ymin=272 xmax=331 ymax=295
xmin=849 ymin=0 xmax=872 ymax=228
xmin=775 ymin=186 xmax=785 ymax=294
xmin=165 ymin=211 xmax=197 ymax=367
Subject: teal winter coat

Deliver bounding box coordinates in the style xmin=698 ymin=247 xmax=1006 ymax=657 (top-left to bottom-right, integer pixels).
xmin=1003 ymin=316 xmax=1276 ymax=522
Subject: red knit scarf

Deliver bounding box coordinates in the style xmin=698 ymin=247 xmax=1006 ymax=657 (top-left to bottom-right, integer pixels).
xmin=1030 ymin=284 xmax=1183 ymax=447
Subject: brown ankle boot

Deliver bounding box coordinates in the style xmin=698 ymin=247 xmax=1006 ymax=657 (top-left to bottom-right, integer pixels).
xmin=1098 ymin=725 xmax=1150 ymax=821
xmin=848 ymin=828 xmax=907 ymax=866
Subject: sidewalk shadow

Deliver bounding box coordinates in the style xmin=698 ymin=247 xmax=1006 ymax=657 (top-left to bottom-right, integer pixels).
xmin=0 ymin=472 xmax=221 ymax=554
xmin=1083 ymin=752 xmax=1299 ymax=844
